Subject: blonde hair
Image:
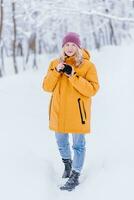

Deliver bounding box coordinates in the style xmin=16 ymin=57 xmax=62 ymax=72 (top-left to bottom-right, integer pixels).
xmin=59 ymin=46 xmax=83 ymax=66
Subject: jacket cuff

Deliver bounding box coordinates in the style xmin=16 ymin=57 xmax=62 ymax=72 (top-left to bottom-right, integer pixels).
xmin=68 ymin=71 xmax=79 ymax=80
xmin=50 ymin=67 xmax=61 ymax=77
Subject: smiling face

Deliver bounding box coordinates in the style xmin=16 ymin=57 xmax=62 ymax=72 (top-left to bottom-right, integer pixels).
xmin=64 ymin=42 xmax=77 ymax=57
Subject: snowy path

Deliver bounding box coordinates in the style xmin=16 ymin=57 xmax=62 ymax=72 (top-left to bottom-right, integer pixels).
xmin=0 ymin=45 xmax=134 ymax=200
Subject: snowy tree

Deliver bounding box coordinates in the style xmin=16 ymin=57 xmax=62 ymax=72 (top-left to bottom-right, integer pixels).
xmin=0 ymin=0 xmax=134 ymax=76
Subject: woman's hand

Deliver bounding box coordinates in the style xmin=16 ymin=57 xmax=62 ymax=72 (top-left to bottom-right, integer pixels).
xmin=55 ymin=63 xmax=64 ymax=72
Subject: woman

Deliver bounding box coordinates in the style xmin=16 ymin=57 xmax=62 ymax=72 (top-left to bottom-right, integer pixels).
xmin=42 ymin=32 xmax=100 ymax=191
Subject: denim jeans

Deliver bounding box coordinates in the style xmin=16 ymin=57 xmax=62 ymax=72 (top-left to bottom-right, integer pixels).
xmin=55 ymin=132 xmax=86 ymax=173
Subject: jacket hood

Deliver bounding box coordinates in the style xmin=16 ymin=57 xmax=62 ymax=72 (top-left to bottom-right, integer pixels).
xmin=81 ymin=48 xmax=90 ymax=60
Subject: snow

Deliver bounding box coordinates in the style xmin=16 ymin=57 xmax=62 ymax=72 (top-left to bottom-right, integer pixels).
xmin=0 ymin=44 xmax=134 ymax=199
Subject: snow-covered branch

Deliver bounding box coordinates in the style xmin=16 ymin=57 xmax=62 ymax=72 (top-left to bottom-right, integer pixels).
xmin=43 ymin=5 xmax=134 ymax=23
xmin=92 ymin=10 xmax=134 ymax=23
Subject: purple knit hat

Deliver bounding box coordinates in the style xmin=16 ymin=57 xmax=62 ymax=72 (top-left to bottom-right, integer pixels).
xmin=62 ymin=32 xmax=81 ymax=48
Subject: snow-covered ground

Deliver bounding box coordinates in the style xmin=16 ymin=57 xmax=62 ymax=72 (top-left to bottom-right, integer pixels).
xmin=0 ymin=44 xmax=134 ymax=200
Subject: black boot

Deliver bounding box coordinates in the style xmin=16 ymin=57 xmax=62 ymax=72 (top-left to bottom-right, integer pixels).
xmin=62 ymin=158 xmax=72 ymax=178
xmin=60 ymin=170 xmax=80 ymax=191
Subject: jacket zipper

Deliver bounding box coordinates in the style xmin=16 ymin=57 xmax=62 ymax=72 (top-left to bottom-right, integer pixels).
xmin=49 ymin=95 xmax=53 ymax=121
xmin=77 ymin=98 xmax=86 ymax=124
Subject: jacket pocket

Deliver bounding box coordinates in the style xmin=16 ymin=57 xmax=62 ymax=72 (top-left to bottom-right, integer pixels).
xmin=49 ymin=95 xmax=53 ymax=121
xmin=77 ymin=98 xmax=87 ymax=124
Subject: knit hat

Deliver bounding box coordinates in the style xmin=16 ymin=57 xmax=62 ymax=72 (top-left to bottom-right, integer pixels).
xmin=62 ymin=32 xmax=81 ymax=48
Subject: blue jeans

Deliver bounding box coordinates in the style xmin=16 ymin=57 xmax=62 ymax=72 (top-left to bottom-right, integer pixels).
xmin=55 ymin=132 xmax=86 ymax=173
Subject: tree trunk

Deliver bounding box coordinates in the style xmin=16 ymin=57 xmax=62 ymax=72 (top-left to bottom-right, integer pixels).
xmin=109 ymin=20 xmax=118 ymax=45
xmin=0 ymin=0 xmax=3 ymax=77
xmin=12 ymin=2 xmax=18 ymax=74
xmin=90 ymin=15 xmax=100 ymax=49
xmin=32 ymin=33 xmax=37 ymax=70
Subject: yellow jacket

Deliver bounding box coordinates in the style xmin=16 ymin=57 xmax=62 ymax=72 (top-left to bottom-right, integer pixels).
xmin=42 ymin=49 xmax=100 ymax=134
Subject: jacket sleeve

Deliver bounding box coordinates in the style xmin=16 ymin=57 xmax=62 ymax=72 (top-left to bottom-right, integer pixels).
xmin=68 ymin=61 xmax=100 ymax=98
xmin=42 ymin=61 xmax=61 ymax=92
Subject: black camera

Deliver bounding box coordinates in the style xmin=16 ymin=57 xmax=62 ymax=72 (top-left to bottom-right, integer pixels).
xmin=61 ymin=64 xmax=72 ymax=75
